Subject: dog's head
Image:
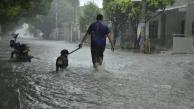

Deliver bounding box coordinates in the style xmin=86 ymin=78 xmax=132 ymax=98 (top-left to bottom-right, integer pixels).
xmin=60 ymin=49 xmax=69 ymax=56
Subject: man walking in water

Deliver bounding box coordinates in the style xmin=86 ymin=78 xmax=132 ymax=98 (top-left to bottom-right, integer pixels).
xmin=79 ymin=14 xmax=114 ymax=69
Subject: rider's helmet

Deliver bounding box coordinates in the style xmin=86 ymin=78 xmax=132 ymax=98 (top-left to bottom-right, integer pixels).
xmin=10 ymin=40 xmax=15 ymax=48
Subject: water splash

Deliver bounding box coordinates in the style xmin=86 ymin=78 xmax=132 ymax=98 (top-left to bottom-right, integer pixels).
xmin=15 ymin=23 xmax=34 ymax=39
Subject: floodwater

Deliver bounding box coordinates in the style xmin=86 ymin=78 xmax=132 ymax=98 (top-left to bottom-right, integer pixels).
xmin=0 ymin=38 xmax=194 ymax=109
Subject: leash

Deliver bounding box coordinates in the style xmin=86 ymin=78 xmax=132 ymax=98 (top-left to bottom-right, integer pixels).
xmin=33 ymin=57 xmax=41 ymax=60
xmin=68 ymin=47 xmax=80 ymax=55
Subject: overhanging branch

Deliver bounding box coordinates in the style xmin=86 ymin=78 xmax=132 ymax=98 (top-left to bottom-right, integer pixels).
xmin=145 ymin=9 xmax=165 ymax=23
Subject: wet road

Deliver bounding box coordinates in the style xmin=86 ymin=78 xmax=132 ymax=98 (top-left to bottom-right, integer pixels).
xmin=0 ymin=38 xmax=194 ymax=109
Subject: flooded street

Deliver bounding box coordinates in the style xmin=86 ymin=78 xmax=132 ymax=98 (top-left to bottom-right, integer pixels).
xmin=0 ymin=38 xmax=194 ymax=109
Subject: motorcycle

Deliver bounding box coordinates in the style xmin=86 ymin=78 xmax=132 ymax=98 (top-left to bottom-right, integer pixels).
xmin=9 ymin=34 xmax=33 ymax=62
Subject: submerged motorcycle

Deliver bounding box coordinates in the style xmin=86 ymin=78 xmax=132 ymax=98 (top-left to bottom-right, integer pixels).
xmin=9 ymin=34 xmax=33 ymax=62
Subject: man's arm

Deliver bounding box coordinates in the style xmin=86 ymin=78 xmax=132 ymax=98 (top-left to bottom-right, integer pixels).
xmin=79 ymin=32 xmax=89 ymax=48
xmin=107 ymin=33 xmax=114 ymax=51
xmin=79 ymin=23 xmax=93 ymax=48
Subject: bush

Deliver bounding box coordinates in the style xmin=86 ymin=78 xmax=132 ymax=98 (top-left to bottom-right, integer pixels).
xmin=120 ymin=41 xmax=134 ymax=49
xmin=143 ymin=38 xmax=157 ymax=54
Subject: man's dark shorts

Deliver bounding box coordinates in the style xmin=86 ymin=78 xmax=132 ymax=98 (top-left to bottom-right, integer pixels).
xmin=91 ymin=46 xmax=105 ymax=65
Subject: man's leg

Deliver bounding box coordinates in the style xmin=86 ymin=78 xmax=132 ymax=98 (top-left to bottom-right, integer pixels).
xmin=91 ymin=48 xmax=97 ymax=68
xmin=98 ymin=47 xmax=105 ymax=65
xmin=11 ymin=50 xmax=17 ymax=58
xmin=11 ymin=51 xmax=14 ymax=58
xmin=91 ymin=47 xmax=105 ymax=69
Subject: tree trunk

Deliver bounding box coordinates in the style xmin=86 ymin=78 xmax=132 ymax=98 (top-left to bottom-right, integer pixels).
xmin=113 ymin=23 xmax=119 ymax=45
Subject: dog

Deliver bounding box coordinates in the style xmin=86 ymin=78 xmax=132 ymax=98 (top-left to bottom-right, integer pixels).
xmin=56 ymin=49 xmax=69 ymax=72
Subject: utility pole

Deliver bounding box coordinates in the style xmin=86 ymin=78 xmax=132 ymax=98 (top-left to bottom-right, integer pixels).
xmin=71 ymin=0 xmax=79 ymax=42
xmin=141 ymin=0 xmax=146 ymax=38
xmin=55 ymin=0 xmax=58 ymax=40
xmin=132 ymin=0 xmax=147 ymax=52
xmin=141 ymin=0 xmax=151 ymax=53
xmin=71 ymin=0 xmax=76 ymax=42
xmin=132 ymin=0 xmax=148 ymax=52
xmin=74 ymin=0 xmax=77 ymax=24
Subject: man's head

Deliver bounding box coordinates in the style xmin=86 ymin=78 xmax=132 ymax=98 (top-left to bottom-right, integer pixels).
xmin=96 ymin=14 xmax=103 ymax=21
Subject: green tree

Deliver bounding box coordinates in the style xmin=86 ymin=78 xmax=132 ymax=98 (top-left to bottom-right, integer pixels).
xmin=79 ymin=2 xmax=101 ymax=32
xmin=103 ymin=0 xmax=174 ymax=46
xmin=0 ymin=0 xmax=52 ymax=34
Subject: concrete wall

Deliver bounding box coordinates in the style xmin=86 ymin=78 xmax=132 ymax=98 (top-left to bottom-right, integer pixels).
xmin=146 ymin=1 xmax=194 ymax=48
xmin=146 ymin=9 xmax=185 ymax=48
xmin=63 ymin=23 xmax=71 ymax=41
xmin=164 ymin=9 xmax=185 ymax=48
xmin=185 ymin=3 xmax=194 ymax=37
xmin=173 ymin=0 xmax=189 ymax=6
xmin=173 ymin=37 xmax=193 ymax=53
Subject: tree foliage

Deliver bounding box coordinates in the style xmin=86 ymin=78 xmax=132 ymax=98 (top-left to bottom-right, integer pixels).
xmin=0 ymin=0 xmax=52 ymax=24
xmin=79 ymin=2 xmax=101 ymax=32
xmin=103 ymin=0 xmax=174 ymax=33
xmin=0 ymin=0 xmax=52 ymax=33
xmin=103 ymin=0 xmax=174 ymax=48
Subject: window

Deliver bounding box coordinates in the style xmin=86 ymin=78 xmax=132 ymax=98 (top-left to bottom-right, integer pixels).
xmin=181 ymin=20 xmax=185 ymax=35
xmin=149 ymin=20 xmax=158 ymax=39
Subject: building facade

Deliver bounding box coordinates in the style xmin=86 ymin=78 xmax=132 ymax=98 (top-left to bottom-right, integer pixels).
xmin=146 ymin=0 xmax=194 ymax=48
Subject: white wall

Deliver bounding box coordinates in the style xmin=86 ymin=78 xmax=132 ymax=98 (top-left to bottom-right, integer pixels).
xmin=173 ymin=37 xmax=193 ymax=53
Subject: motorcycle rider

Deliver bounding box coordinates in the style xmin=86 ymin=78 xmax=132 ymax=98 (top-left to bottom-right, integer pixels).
xmin=10 ymin=39 xmax=21 ymax=58
xmin=9 ymin=34 xmax=32 ymax=62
